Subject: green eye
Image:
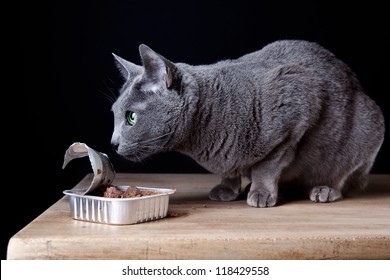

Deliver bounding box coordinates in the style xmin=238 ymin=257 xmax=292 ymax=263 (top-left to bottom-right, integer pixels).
xmin=126 ymin=111 xmax=137 ymax=126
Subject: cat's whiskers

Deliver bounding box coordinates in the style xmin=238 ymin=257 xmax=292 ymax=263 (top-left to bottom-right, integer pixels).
xmin=128 ymin=131 xmax=175 ymax=151
xmin=141 ymin=131 xmax=174 ymax=144
xmin=98 ymin=79 xmax=118 ymax=105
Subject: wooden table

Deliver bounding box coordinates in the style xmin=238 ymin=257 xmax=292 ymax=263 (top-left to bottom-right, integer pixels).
xmin=7 ymin=173 xmax=390 ymax=259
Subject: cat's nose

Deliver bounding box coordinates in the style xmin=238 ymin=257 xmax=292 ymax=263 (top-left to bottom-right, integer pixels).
xmin=111 ymin=135 xmax=119 ymax=152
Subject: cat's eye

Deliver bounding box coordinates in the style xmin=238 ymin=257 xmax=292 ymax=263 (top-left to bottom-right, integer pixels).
xmin=126 ymin=111 xmax=137 ymax=126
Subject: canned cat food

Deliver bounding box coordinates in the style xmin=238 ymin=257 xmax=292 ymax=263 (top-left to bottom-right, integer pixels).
xmin=62 ymin=142 xmax=176 ymax=225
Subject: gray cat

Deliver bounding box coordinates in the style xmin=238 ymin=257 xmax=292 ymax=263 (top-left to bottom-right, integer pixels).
xmin=110 ymin=40 xmax=385 ymax=207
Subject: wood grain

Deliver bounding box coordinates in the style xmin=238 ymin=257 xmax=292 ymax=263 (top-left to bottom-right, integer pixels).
xmin=7 ymin=173 xmax=390 ymax=259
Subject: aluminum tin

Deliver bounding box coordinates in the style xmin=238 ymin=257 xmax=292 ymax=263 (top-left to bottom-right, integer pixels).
xmin=63 ymin=186 xmax=175 ymax=225
xmin=62 ymin=142 xmax=116 ymax=195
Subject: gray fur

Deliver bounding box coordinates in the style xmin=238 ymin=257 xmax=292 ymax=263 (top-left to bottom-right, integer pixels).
xmin=111 ymin=40 xmax=385 ymax=207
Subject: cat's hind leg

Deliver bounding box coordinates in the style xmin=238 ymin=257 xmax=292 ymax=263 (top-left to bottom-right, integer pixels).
xmin=309 ymin=186 xmax=342 ymax=202
xmin=209 ymin=176 xmax=241 ymax=201
xmin=309 ymin=162 xmax=372 ymax=203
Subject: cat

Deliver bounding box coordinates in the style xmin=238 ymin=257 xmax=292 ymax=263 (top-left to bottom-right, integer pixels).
xmin=110 ymin=40 xmax=385 ymax=207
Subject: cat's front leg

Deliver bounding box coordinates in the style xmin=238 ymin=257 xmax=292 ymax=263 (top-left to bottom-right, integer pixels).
xmin=209 ymin=176 xmax=241 ymax=201
xmin=247 ymin=163 xmax=280 ymax=208
xmin=247 ymin=181 xmax=278 ymax=207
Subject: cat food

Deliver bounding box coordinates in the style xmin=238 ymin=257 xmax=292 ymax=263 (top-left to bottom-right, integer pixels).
xmin=63 ymin=186 xmax=176 ymax=225
xmin=87 ymin=184 xmax=161 ymax=198
xmin=102 ymin=185 xmax=159 ymax=198
xmin=62 ymin=142 xmax=176 ymax=225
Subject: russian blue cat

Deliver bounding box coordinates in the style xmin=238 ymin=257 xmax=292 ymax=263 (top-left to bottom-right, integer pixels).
xmin=110 ymin=40 xmax=385 ymax=207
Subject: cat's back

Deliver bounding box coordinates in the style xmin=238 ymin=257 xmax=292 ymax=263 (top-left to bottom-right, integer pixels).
xmin=237 ymin=40 xmax=335 ymax=64
xmin=190 ymin=40 xmax=345 ymax=85
xmin=237 ymin=40 xmax=340 ymax=70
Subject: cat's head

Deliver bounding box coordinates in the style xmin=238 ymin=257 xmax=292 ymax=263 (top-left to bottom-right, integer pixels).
xmin=111 ymin=44 xmax=195 ymax=161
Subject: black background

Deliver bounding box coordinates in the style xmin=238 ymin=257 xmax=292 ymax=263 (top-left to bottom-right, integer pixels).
xmin=11 ymin=0 xmax=389 ymax=260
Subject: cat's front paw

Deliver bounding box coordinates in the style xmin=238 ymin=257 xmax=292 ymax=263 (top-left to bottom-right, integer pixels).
xmin=247 ymin=190 xmax=277 ymax=207
xmin=309 ymin=186 xmax=342 ymax=202
xmin=209 ymin=184 xmax=240 ymax=201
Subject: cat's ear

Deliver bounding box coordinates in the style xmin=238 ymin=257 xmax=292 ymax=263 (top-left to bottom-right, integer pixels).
xmin=112 ymin=53 xmax=142 ymax=81
xmin=139 ymin=44 xmax=175 ymax=90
